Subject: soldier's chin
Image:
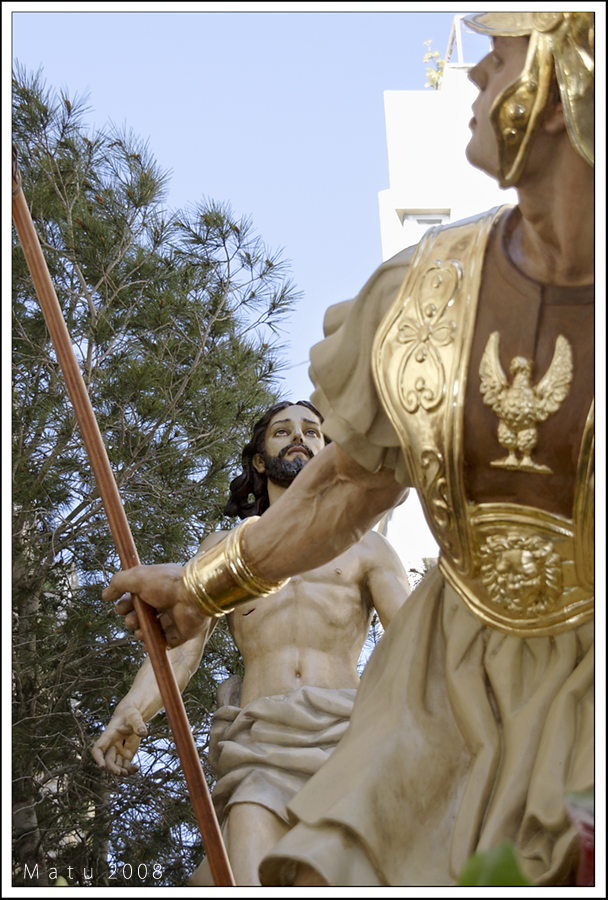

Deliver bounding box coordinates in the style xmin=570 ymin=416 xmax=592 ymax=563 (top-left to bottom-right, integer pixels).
xmin=465 ymin=142 xmax=485 ymax=173
xmin=465 ymin=141 xmax=502 ymax=184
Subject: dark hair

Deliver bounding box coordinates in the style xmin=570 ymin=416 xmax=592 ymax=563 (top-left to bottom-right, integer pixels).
xmin=224 ymin=400 xmax=326 ymax=519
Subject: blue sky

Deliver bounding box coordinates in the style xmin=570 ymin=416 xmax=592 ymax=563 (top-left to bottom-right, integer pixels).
xmin=8 ymin=3 xmax=493 ymax=401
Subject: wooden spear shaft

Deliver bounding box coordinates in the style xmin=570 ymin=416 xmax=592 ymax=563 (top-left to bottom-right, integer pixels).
xmin=12 ymin=163 xmax=235 ymax=887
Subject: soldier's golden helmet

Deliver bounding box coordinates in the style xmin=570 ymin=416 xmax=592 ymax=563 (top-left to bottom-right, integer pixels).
xmin=464 ymin=12 xmax=594 ymax=187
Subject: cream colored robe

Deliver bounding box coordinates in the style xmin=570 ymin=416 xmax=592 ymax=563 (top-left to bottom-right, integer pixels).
xmin=259 ymin=219 xmax=594 ymax=887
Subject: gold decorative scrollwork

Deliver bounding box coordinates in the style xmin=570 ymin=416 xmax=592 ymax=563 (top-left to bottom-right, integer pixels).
xmin=420 ymin=448 xmax=452 ymax=531
xmin=396 ymin=259 xmax=462 ymax=413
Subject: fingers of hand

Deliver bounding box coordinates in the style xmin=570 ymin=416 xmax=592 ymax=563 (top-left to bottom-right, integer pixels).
xmin=157 ymin=611 xmax=174 ymax=632
xmin=90 ymin=743 xmax=106 ymax=768
xmin=157 ymin=611 xmax=182 ymax=647
xmin=90 ymin=726 xmax=115 ymax=763
xmin=115 ymin=594 xmax=135 ymax=615
xmin=93 ymin=738 xmax=139 ymax=776
xmin=120 ymin=737 xmax=138 ymax=761
xmin=102 ymin=570 xmax=133 ymax=604
xmin=123 ymin=610 xmax=140 ymax=633
xmin=127 ymin=711 xmax=147 ymax=738
xmin=114 ymin=740 xmax=139 ymax=775
xmin=102 ymin=745 xmax=121 ymax=776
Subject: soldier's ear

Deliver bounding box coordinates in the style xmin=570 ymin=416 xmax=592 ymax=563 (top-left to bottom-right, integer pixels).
xmin=541 ymin=97 xmax=566 ymax=136
xmin=252 ymin=453 xmax=266 ymax=474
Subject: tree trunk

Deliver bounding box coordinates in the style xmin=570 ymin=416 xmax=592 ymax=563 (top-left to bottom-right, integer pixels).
xmin=12 ymin=788 xmax=48 ymax=886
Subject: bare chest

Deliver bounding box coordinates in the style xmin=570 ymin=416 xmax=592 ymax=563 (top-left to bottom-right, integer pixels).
xmin=228 ymin=549 xmax=371 ymax=651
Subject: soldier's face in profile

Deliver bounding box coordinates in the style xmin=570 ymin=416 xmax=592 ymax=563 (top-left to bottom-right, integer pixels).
xmin=466 ymin=36 xmax=529 ymax=180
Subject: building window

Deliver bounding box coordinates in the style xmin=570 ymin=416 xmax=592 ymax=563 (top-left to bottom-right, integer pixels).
xmin=399 ymin=209 xmax=451 ymax=228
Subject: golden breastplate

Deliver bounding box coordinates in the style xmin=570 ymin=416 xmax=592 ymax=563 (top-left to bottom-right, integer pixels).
xmin=372 ymin=207 xmax=594 ymax=637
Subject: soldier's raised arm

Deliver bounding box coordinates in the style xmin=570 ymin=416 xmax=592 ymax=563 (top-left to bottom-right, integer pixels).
xmin=104 ymin=442 xmax=407 ymax=645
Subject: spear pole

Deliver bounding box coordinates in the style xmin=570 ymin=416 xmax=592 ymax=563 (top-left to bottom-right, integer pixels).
xmin=12 ymin=151 xmax=235 ymax=887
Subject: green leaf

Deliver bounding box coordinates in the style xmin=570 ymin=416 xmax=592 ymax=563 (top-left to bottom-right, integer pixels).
xmin=457 ymin=840 xmax=533 ymax=886
xmin=564 ymin=790 xmax=594 ymax=815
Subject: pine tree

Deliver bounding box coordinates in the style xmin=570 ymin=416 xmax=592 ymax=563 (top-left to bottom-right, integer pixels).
xmin=12 ymin=64 xmax=298 ymax=886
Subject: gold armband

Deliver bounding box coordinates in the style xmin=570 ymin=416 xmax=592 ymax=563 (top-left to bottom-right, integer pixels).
xmin=182 ymin=516 xmax=290 ymax=618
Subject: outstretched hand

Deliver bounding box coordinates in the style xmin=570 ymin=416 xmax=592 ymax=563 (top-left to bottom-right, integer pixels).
xmin=91 ymin=705 xmax=148 ymax=776
xmin=102 ymin=563 xmax=208 ymax=647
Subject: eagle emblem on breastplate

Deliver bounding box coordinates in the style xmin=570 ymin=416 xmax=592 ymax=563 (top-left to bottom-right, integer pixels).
xmin=479 ymin=332 xmax=573 ymax=474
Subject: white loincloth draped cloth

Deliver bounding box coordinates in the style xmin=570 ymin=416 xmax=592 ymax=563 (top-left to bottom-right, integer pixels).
xmin=208 ymin=685 xmax=357 ymax=827
xmin=259 ymin=567 xmax=594 ymax=887
xmin=188 ymin=685 xmax=356 ymax=886
xmin=189 ymin=685 xmax=356 ymax=886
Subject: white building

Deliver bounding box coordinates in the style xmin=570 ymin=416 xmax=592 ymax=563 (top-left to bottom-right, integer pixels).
xmin=376 ymin=16 xmax=518 ymax=582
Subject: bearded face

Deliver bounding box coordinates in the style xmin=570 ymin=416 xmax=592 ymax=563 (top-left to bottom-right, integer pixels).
xmin=258 ymin=443 xmax=315 ymax=488
xmin=252 ymin=404 xmax=326 ymax=496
